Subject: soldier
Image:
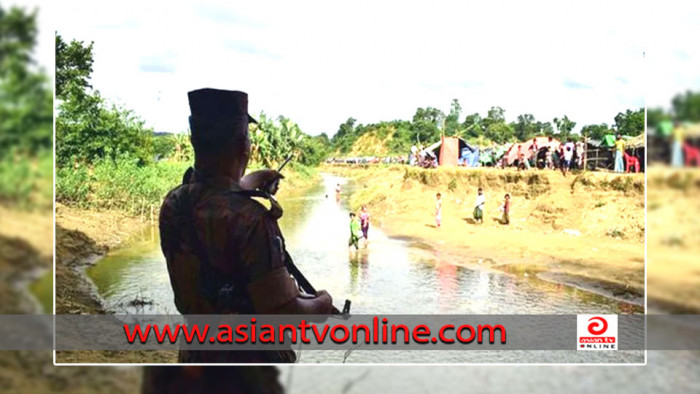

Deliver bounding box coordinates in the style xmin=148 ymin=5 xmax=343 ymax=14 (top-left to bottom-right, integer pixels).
xmin=145 ymin=89 xmax=334 ymax=392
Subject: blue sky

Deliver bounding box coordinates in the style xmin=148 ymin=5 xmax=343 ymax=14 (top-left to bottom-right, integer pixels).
xmin=20 ymin=0 xmax=698 ymax=135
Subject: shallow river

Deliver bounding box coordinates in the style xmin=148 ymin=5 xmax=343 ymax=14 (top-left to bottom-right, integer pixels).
xmin=87 ymin=174 xmax=646 ymax=363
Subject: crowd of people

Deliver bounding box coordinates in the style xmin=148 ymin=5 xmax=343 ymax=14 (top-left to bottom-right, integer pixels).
xmin=329 ymin=133 xmax=645 ymax=174
xmin=511 ymin=136 xmax=588 ymax=176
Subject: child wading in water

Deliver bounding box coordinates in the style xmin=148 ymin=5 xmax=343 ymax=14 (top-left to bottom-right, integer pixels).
xmin=360 ymin=205 xmax=370 ymax=241
xmin=501 ymin=193 xmax=511 ymax=225
xmin=435 ymin=193 xmax=442 ymax=228
xmin=348 ymin=212 xmax=361 ymax=251
xmin=473 ymin=188 xmax=485 ymax=224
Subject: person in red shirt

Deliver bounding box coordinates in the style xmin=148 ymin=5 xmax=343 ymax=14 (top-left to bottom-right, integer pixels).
xmin=501 ymin=193 xmax=511 ymax=225
xmin=359 ymin=204 xmax=370 ymax=241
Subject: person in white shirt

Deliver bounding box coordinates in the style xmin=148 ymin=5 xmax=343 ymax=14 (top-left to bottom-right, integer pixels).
xmin=562 ymin=138 xmax=575 ymax=176
xmin=473 ymin=188 xmax=485 ymax=224
xmin=545 ymin=136 xmax=555 ymax=169
xmin=575 ymin=140 xmax=585 ymax=169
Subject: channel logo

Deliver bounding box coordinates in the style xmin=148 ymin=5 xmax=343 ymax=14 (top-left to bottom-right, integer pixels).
xmin=577 ymin=315 xmax=618 ymax=351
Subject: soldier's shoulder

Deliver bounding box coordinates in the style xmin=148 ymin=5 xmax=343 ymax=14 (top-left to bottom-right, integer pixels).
xmin=204 ymin=189 xmax=270 ymax=220
xmin=160 ymin=184 xmax=269 ymax=220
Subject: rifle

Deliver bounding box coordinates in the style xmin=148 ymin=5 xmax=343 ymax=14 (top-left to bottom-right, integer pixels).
xmin=285 ymin=250 xmax=351 ymax=315
xmin=265 ymin=154 xmax=352 ymax=315
xmin=260 ymin=154 xmax=292 ymax=196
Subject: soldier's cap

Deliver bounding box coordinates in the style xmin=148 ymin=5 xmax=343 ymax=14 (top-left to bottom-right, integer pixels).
xmin=188 ymin=88 xmax=258 ymax=128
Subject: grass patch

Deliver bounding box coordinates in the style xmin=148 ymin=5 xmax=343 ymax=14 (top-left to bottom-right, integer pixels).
xmin=0 ymin=149 xmax=53 ymax=210
xmin=57 ymin=157 xmax=318 ymax=215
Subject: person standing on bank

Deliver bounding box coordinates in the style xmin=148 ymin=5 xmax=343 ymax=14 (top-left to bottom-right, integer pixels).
xmin=614 ymin=133 xmax=625 ymax=173
xmin=501 ymin=193 xmax=511 ymax=225
xmin=158 ymin=89 xmax=334 ymax=365
xmin=473 ymin=188 xmax=485 ymax=224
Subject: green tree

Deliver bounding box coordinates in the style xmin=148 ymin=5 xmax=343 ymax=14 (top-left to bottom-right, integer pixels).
xmin=55 ymin=33 xmax=154 ymax=167
xmin=55 ymin=34 xmax=94 ymax=100
xmin=534 ymin=121 xmax=554 ymax=136
xmin=444 ymin=98 xmax=462 ymax=135
xmin=646 ymin=108 xmax=668 ymax=129
xmin=553 ymin=115 xmax=576 ymax=140
xmin=485 ymin=122 xmax=514 ymax=144
xmin=480 ymin=107 xmax=512 ymax=143
xmin=411 ymin=107 xmax=444 ymax=144
xmin=512 ymin=114 xmax=536 ymax=141
xmin=580 ymin=123 xmax=610 ymax=140
xmin=462 ymin=113 xmax=483 ymax=139
xmin=671 ymin=91 xmax=700 ymax=122
xmin=613 ymin=108 xmax=644 ymax=136
xmin=0 ymin=6 xmax=52 ymax=154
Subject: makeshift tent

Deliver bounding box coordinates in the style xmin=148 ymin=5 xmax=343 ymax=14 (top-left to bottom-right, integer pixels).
xmin=583 ymin=134 xmax=643 ymax=171
xmin=458 ymin=144 xmax=480 ymax=167
xmin=649 ymin=123 xmax=700 ymax=165
xmin=626 ymin=133 xmax=645 ymax=149
xmin=427 ymin=137 xmax=480 ymax=167
xmin=504 ymin=136 xmax=560 ymax=165
xmin=479 ymin=143 xmax=511 ymax=166
xmin=584 ymin=139 xmax=612 ymax=170
xmin=657 ymin=120 xmax=673 ymax=137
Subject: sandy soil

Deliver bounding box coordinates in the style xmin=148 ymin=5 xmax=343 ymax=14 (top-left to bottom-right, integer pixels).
xmin=647 ymin=167 xmax=700 ymax=312
xmin=0 ymin=204 xmax=143 ymax=392
xmin=55 ymin=203 xmax=176 ymax=363
xmin=325 ymin=165 xmax=646 ymax=299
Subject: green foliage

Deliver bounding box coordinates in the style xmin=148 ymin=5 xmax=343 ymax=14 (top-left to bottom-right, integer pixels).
xmin=55 ymin=34 xmax=93 ymax=100
xmin=0 ymin=6 xmax=52 ymax=155
xmin=512 ymin=114 xmax=536 ymax=141
xmin=297 ymin=133 xmax=330 ymax=166
xmin=412 ymin=107 xmax=445 ymax=143
xmin=646 ymin=108 xmax=668 ymax=129
xmin=56 ymin=33 xmax=154 ymax=167
xmin=153 ymin=134 xmax=176 ymax=160
xmin=251 ymin=113 xmax=302 ymax=167
xmin=0 ymin=149 xmax=52 ymax=209
xmin=580 ymin=123 xmax=611 ymax=140
xmin=328 ymin=98 xmax=638 ymax=155
xmin=647 ymin=91 xmax=700 ymax=128
xmin=553 ymin=115 xmax=576 ymax=140
xmin=0 ymin=6 xmax=53 ymax=209
xmin=485 ymin=122 xmax=514 ymax=144
xmin=671 ymin=91 xmax=700 ymax=122
xmin=462 ymin=113 xmax=484 ymax=139
xmin=444 ymin=98 xmax=462 ymax=135
xmin=613 ymin=108 xmax=644 ymax=136
xmin=447 ymin=178 xmax=457 ymax=192
xmin=57 ymin=155 xmax=189 ymax=214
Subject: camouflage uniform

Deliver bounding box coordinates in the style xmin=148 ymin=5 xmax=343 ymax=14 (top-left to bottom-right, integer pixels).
xmin=159 ymin=170 xmax=295 ymax=363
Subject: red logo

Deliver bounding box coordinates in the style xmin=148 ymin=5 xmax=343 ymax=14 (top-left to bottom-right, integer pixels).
xmin=587 ymin=316 xmax=608 ymax=335
xmin=578 ymin=315 xmax=617 ymax=351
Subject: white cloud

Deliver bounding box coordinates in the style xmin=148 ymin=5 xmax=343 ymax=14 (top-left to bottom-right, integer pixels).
xmin=41 ymin=0 xmax=657 ymax=135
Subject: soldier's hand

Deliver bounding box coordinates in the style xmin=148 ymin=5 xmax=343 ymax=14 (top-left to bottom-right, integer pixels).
xmin=240 ymin=169 xmax=284 ymax=195
xmin=274 ymin=289 xmax=334 ymax=317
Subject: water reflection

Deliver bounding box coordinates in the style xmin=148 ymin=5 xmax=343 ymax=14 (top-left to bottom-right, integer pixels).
xmin=86 ymin=173 xmax=643 ymax=361
xmin=348 ymin=250 xmax=370 ymax=292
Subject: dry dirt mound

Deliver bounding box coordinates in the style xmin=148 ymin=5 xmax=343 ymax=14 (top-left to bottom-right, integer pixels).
xmin=334 ymin=165 xmax=645 ymax=242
